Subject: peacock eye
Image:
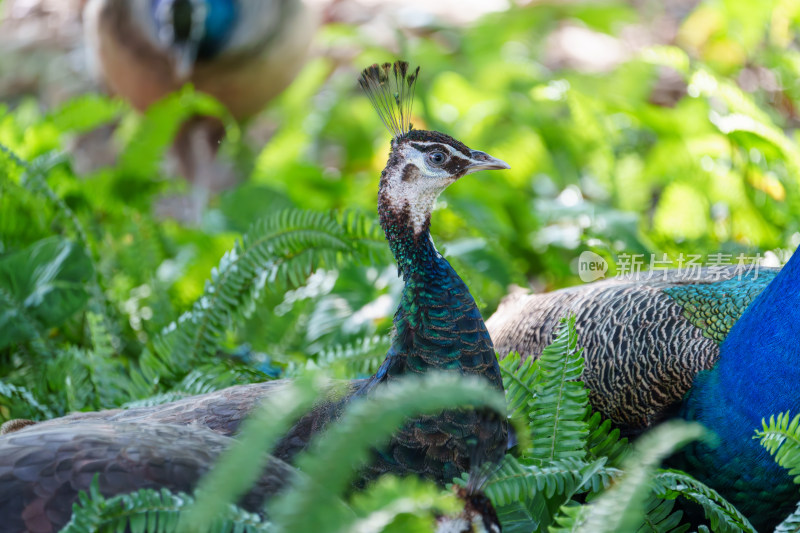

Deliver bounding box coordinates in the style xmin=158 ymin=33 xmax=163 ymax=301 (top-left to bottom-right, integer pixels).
xmin=427 ymin=151 xmax=447 ymax=166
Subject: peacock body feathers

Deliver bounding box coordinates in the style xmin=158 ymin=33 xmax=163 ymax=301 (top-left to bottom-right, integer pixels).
xmin=487 ymin=259 xmax=799 ymax=528
xmin=0 ymin=421 xmax=293 ymax=533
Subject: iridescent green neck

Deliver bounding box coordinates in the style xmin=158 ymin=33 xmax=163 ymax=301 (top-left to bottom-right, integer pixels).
xmin=374 ymin=190 xmax=503 ymax=391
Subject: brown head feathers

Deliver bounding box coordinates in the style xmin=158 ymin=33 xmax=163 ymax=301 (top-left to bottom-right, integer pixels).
xmin=359 ymin=61 xmax=420 ymax=138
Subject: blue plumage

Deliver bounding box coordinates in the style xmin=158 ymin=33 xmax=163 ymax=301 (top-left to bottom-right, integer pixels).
xmin=682 ymin=250 xmax=800 ymax=520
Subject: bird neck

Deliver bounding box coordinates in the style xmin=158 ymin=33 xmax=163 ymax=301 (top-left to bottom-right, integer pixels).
xmin=372 ymin=189 xmax=503 ymax=390
xmin=686 ymin=247 xmax=800 ymax=446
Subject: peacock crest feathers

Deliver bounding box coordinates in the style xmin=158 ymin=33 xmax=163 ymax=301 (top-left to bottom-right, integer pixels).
xmin=359 ymin=61 xmax=420 ymax=138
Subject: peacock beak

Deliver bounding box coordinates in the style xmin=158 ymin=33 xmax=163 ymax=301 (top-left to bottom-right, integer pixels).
xmin=465 ymin=150 xmax=511 ymax=174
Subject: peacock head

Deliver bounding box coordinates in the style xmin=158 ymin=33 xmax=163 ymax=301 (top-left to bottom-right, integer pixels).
xmin=360 ymin=62 xmax=509 ymax=236
xmin=152 ymin=0 xmax=238 ymax=78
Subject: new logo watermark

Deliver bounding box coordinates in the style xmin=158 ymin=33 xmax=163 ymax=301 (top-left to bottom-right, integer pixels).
xmin=578 ymin=251 xmax=608 ymax=282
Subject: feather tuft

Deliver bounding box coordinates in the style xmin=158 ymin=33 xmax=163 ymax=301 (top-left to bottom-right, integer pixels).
xmin=359 ymin=60 xmax=420 ymax=138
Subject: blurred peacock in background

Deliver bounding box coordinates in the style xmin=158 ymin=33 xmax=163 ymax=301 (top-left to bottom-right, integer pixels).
xmin=487 ymin=251 xmax=800 ymax=529
xmin=0 ymin=62 xmax=510 ymax=529
xmin=82 ymin=0 xmax=316 ymax=214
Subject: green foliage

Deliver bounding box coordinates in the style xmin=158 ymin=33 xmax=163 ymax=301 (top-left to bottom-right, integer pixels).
xmin=312 ymin=334 xmax=391 ymax=377
xmin=135 ymin=208 xmax=386 ymax=395
xmin=499 ymin=351 xmax=537 ymax=429
xmin=775 ymin=501 xmax=800 ymax=533
xmin=585 ymin=411 xmax=630 ymax=467
xmin=650 ymin=471 xmax=755 ymax=533
xmin=549 ymin=421 xmax=706 ymax=533
xmin=0 ymin=380 xmax=53 ymax=419
xmin=483 ymin=455 xmax=618 ymax=508
xmin=0 ymin=236 xmax=92 ymax=349
xmin=756 ymin=411 xmax=800 ymax=485
xmin=61 ymin=479 xmax=270 ymax=533
xmin=526 ymin=316 xmax=589 ymax=464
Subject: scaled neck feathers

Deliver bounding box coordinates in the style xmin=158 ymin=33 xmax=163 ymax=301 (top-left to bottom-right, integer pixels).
xmin=686 ymin=246 xmax=800 ymax=449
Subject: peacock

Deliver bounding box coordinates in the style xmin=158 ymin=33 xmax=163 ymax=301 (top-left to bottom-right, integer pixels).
xmin=82 ymin=0 xmax=315 ymax=203
xmin=487 ymin=253 xmax=800 ymax=528
xmin=0 ymin=420 xmax=502 ymax=533
xmin=0 ymin=421 xmax=295 ymax=533
xmin=4 ymin=62 xmax=509 ymax=494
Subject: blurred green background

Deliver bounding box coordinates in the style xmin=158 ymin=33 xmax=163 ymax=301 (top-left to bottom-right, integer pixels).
xmin=2 ymin=0 xmax=800 ymax=418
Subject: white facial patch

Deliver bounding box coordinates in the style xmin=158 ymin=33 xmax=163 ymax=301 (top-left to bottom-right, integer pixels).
xmin=381 ymin=142 xmax=470 ymax=235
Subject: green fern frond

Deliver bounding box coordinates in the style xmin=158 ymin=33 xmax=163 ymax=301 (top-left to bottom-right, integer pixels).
xmin=775 ymin=500 xmax=800 ymax=533
xmin=87 ymin=312 xmax=114 ymax=360
xmin=585 ymin=411 xmax=630 ymax=467
xmin=483 ymin=454 xmax=619 ymax=506
xmin=2 ymin=145 xmax=90 ymax=253
xmin=550 ymin=421 xmax=706 ymax=533
xmin=639 ymin=498 xmax=689 ymax=533
xmin=48 ymin=347 xmax=96 ymax=413
xmin=134 ymin=208 xmax=386 ymax=394
xmin=178 ymin=364 xmax=269 ymax=395
xmin=122 ymin=391 xmax=193 ymax=408
xmin=314 ymin=334 xmax=391 ymax=375
xmin=651 ymin=470 xmax=755 ymax=533
xmin=499 ymin=351 xmax=538 ymax=424
xmin=60 ymin=479 xmax=271 ymax=533
xmin=0 ymin=380 xmax=53 ymax=419
xmin=526 ymin=315 xmax=589 ymax=465
xmin=756 ymin=411 xmax=800 ymax=484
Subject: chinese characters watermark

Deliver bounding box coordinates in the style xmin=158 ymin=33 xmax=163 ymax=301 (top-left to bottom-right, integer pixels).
xmin=578 ymin=251 xmax=764 ymax=283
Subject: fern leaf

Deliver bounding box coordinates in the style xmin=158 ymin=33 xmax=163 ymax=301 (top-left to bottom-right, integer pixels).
xmin=550 ymin=421 xmax=706 ymax=533
xmin=483 ymin=455 xmax=619 ymax=507
xmin=0 ymin=380 xmax=53 ymax=419
xmin=527 ymin=315 xmax=589 ymax=465
xmin=122 ymin=391 xmax=193 ymax=409
xmin=499 ymin=351 xmax=538 ymax=424
xmin=47 ymin=94 xmax=125 ymax=134
xmin=775 ymin=500 xmax=800 ymax=533
xmin=651 ymin=470 xmax=755 ymax=533
xmin=349 ymin=476 xmax=459 ymax=532
xmin=639 ymin=498 xmax=689 ymax=533
xmin=756 ymin=411 xmax=800 ymax=484
xmin=60 ymin=479 xmax=270 ymax=533
xmin=313 ymin=334 xmax=391 ymax=376
xmin=585 ymin=411 xmax=630 ymax=467
xmin=135 ymin=208 xmax=386 ymax=394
